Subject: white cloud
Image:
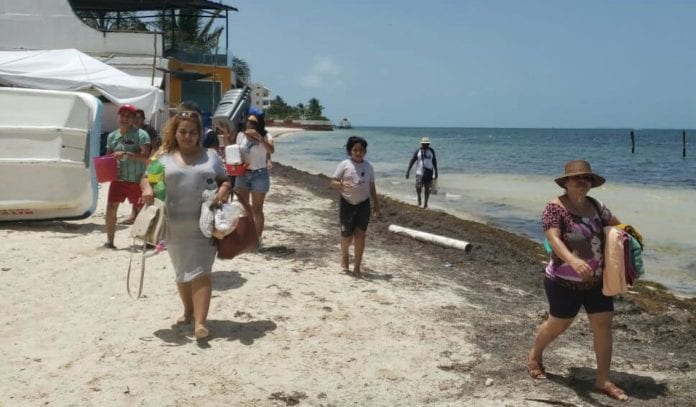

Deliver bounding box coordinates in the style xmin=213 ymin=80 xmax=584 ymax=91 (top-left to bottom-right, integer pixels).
xmin=299 ymin=56 xmax=343 ymax=89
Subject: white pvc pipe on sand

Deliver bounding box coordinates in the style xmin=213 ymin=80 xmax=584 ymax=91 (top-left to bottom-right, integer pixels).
xmin=388 ymin=224 xmax=472 ymax=252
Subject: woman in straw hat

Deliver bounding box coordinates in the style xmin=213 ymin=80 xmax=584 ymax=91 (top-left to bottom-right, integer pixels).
xmin=527 ymin=160 xmax=628 ymax=402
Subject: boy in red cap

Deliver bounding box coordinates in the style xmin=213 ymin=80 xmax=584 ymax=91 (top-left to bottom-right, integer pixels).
xmin=102 ymin=104 xmax=151 ymax=249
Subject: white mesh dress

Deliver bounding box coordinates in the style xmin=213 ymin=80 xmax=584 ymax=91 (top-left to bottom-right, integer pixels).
xmin=155 ymin=149 xmax=227 ymax=283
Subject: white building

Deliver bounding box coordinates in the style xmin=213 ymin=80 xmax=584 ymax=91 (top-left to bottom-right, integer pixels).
xmin=0 ymin=0 xmax=239 ymax=127
xmin=249 ymin=83 xmax=271 ymax=111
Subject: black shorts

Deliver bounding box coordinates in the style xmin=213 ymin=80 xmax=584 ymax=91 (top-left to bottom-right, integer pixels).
xmin=416 ymin=168 xmax=434 ymax=189
xmin=340 ymin=197 xmax=370 ymax=236
xmin=544 ymin=276 xmax=614 ymax=319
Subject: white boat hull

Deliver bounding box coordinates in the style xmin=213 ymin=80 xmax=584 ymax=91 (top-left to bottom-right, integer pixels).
xmin=0 ymin=88 xmax=102 ymax=221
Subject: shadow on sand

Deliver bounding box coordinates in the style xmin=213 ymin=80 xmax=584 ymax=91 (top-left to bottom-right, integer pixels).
xmin=153 ymin=319 xmax=277 ymax=348
xmin=544 ymin=367 xmax=668 ymax=406
xmin=2 ymin=220 xmax=105 ymax=235
xmin=260 ymin=245 xmax=296 ymax=257
xmin=211 ymin=271 xmax=247 ymax=291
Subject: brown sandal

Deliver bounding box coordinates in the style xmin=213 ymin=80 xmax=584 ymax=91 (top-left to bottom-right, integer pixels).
xmin=526 ymin=358 xmax=547 ymax=380
xmin=194 ymin=326 xmax=209 ymax=340
xmin=597 ymin=382 xmax=628 ymax=401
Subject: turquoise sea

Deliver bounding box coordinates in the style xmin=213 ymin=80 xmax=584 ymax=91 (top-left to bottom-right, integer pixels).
xmin=273 ymin=127 xmax=696 ymax=297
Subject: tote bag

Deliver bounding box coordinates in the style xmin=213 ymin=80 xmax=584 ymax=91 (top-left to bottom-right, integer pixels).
xmin=216 ymin=191 xmax=258 ymax=259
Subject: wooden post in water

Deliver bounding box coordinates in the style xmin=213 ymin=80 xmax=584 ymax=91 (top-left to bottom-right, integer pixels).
xmin=630 ymin=130 xmax=635 ymax=154
xmin=683 ymin=131 xmax=687 ymax=158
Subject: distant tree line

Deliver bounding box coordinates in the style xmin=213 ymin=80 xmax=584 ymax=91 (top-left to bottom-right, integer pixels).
xmin=266 ymin=96 xmax=328 ymax=121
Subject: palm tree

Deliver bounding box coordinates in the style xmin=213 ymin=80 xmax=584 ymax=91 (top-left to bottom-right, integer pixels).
xmin=159 ymin=8 xmax=224 ymax=56
xmin=76 ymin=11 xmax=148 ymax=32
xmin=306 ymin=98 xmax=325 ymax=120
xmin=232 ymin=56 xmax=250 ymax=87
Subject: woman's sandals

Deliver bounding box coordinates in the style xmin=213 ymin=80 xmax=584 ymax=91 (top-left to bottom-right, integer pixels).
xmin=597 ymin=382 xmax=628 ymax=401
xmin=194 ymin=326 xmax=209 ymax=340
xmin=526 ymin=358 xmax=547 ymax=380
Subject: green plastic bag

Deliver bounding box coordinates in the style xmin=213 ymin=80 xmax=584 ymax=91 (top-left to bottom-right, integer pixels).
xmin=147 ymin=159 xmax=166 ymax=201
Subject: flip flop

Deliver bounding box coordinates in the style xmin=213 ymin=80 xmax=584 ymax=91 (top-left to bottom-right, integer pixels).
xmin=597 ymin=382 xmax=628 ymax=401
xmin=120 ymin=218 xmax=135 ymax=225
xmin=526 ymin=358 xmax=547 ymax=380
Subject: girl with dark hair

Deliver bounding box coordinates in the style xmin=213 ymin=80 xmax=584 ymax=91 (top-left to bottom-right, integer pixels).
xmin=234 ymin=113 xmax=275 ymax=249
xmin=330 ymin=136 xmax=380 ymax=277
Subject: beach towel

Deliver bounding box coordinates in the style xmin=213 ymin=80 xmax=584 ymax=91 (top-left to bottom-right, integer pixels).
xmin=603 ymin=226 xmax=628 ymax=296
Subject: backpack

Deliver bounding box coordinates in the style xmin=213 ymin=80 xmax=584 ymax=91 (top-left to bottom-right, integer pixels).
xmin=127 ymin=199 xmax=167 ymax=299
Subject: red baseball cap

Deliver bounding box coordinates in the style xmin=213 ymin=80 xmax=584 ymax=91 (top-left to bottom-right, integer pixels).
xmin=118 ymin=104 xmax=137 ymax=115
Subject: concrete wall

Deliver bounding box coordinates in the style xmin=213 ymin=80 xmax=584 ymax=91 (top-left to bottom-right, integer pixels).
xmin=0 ymin=0 xmax=162 ymax=55
xmin=266 ymin=119 xmax=334 ymax=131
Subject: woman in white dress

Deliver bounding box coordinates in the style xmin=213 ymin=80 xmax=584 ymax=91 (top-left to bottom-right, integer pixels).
xmin=141 ymin=110 xmax=231 ymax=340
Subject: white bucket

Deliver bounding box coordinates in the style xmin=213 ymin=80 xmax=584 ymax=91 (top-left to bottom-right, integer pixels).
xmin=224 ymin=145 xmax=242 ymax=164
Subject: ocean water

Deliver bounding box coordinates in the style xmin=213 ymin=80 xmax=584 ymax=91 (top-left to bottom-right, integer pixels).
xmin=273 ymin=127 xmax=696 ymax=296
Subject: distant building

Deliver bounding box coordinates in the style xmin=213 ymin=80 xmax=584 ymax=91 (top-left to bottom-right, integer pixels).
xmin=0 ymin=0 xmax=240 ymax=127
xmin=249 ymin=83 xmax=271 ymax=111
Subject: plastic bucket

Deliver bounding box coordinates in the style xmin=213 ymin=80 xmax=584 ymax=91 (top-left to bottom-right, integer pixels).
xmin=224 ymin=144 xmax=242 ymax=164
xmin=92 ymin=156 xmax=118 ymax=183
xmin=225 ymin=163 xmax=247 ymax=176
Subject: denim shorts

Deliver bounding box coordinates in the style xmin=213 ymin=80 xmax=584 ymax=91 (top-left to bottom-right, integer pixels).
xmin=235 ymin=167 xmax=270 ymax=193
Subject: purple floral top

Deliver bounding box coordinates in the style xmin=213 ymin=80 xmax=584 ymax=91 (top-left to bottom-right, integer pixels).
xmin=542 ymin=199 xmax=612 ymax=281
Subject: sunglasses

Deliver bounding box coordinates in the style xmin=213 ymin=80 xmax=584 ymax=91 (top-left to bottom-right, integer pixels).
xmin=178 ymin=111 xmax=201 ymax=119
xmin=569 ymin=175 xmax=593 ymax=182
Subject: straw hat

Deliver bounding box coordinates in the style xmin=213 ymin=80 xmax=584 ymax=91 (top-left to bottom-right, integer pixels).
xmin=554 ymin=160 xmax=605 ymax=188
xmin=420 ymin=137 xmax=431 ymax=144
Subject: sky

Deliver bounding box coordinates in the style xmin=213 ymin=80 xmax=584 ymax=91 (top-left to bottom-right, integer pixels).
xmin=226 ymin=0 xmax=696 ymax=128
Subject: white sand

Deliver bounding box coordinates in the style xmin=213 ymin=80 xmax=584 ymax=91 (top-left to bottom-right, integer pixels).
xmin=0 ymin=181 xmax=495 ymax=406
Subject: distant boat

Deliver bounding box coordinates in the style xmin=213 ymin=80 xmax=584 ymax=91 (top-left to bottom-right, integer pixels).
xmin=336 ymin=118 xmax=352 ymax=129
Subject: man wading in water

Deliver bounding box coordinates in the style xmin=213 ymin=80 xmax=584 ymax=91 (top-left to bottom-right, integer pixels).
xmin=406 ymin=137 xmax=438 ymax=209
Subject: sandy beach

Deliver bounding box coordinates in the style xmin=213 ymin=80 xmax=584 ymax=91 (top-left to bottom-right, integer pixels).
xmin=1 ymin=135 xmax=695 ymax=405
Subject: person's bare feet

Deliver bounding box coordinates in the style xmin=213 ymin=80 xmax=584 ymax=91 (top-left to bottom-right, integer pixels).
xmin=596 ymin=381 xmax=628 ymax=401
xmin=340 ymin=254 xmax=349 ymax=273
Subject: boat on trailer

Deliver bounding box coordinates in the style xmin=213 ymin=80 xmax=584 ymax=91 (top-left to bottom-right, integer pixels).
xmin=0 ymin=87 xmax=102 ymax=221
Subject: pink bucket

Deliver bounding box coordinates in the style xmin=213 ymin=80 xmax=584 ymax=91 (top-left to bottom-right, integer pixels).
xmin=225 ymin=163 xmax=247 ymax=176
xmin=92 ymin=155 xmax=118 ymax=183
